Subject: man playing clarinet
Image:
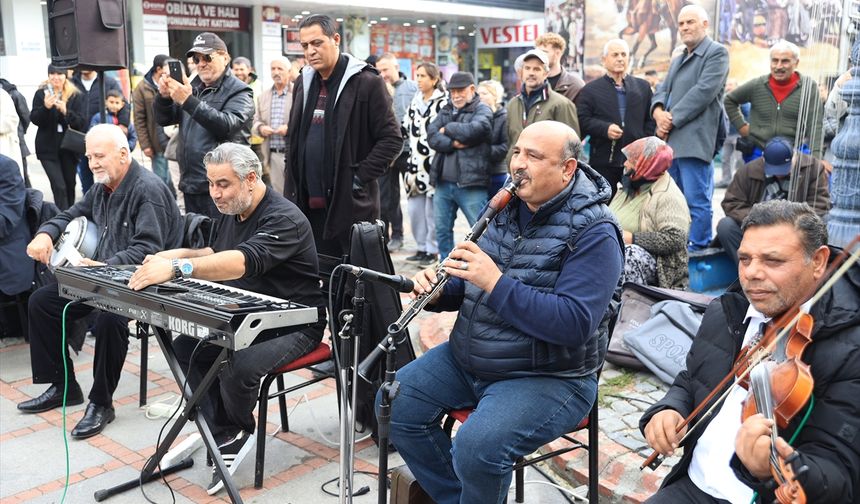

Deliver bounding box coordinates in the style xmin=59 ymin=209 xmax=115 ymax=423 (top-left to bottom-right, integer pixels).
xmin=380 ymin=121 xmax=624 ymax=504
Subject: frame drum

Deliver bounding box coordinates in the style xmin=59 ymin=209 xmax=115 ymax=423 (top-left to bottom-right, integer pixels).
xmin=51 ymin=217 xmax=100 ymax=267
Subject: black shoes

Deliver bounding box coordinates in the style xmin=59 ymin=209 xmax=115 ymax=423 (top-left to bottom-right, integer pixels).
xmin=207 ymin=431 xmax=255 ymax=495
xmin=70 ymin=402 xmax=115 ymax=439
xmin=17 ymin=383 xmax=84 ymax=413
xmin=405 ymin=251 xmax=439 ymax=266
xmin=418 ymin=253 xmax=438 ymax=267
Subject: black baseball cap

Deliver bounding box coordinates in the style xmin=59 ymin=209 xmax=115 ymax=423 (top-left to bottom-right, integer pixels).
xmin=186 ymin=32 xmax=228 ymax=57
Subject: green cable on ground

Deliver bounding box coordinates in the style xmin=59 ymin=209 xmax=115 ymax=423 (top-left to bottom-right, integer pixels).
xmin=749 ymin=394 xmax=815 ymax=504
xmin=60 ymin=301 xmax=74 ymax=504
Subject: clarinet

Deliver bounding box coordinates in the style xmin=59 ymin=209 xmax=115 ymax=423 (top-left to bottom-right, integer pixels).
xmin=388 ymin=177 xmax=521 ymax=334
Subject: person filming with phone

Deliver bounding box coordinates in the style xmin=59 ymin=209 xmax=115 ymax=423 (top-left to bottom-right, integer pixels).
xmin=30 ymin=64 xmax=87 ymax=210
xmin=155 ymin=32 xmax=254 ymax=217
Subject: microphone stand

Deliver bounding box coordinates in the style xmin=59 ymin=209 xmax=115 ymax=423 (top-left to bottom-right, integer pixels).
xmin=374 ymin=332 xmax=401 ymax=504
xmin=337 ymin=280 xmax=364 ymax=504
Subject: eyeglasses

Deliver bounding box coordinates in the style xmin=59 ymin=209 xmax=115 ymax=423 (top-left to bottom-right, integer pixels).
xmin=192 ymin=53 xmax=214 ymax=64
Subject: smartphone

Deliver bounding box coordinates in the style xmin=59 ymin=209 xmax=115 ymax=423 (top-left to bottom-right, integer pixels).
xmin=168 ymin=60 xmax=184 ymax=83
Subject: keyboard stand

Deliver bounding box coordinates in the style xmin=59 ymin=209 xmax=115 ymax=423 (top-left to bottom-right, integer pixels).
xmin=94 ymin=327 xmax=245 ymax=504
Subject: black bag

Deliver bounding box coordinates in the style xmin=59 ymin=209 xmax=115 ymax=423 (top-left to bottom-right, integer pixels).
xmin=607 ymin=283 xmax=712 ymax=371
xmin=60 ymin=127 xmax=87 ymax=154
xmin=330 ymin=221 xmax=416 ymax=439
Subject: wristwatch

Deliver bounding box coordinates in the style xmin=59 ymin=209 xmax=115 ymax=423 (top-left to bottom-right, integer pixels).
xmin=171 ymin=259 xmax=182 ymax=279
xmin=179 ymin=259 xmax=194 ymax=278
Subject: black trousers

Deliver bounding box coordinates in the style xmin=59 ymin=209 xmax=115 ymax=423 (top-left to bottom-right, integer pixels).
xmin=717 ymin=216 xmax=743 ymax=264
xmin=28 ymin=284 xmax=129 ymax=407
xmin=39 ymin=153 xmax=78 ymax=210
xmin=183 ymin=192 xmax=219 ymax=219
xmin=645 ymin=473 xmax=731 ymax=503
xmin=173 ymin=329 xmax=319 ymax=443
xmin=379 ymin=154 xmax=405 ymax=240
xmin=307 ymin=208 xmax=351 ymax=258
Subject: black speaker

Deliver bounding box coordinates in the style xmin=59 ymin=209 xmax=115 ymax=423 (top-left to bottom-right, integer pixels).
xmin=47 ymin=0 xmax=128 ymax=70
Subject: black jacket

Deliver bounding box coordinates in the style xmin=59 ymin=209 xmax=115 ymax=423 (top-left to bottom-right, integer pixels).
xmin=488 ymin=107 xmax=508 ymax=175
xmin=575 ymin=75 xmax=655 ymax=168
xmin=155 ymin=69 xmax=254 ymax=194
xmin=427 ymin=94 xmax=493 ymax=188
xmin=284 ymin=54 xmax=401 ymax=241
xmin=29 ymin=87 xmax=87 ymax=159
xmin=639 ymin=261 xmax=860 ymax=503
xmin=38 ymin=160 xmax=183 ymax=265
xmin=72 ymin=73 xmax=129 ymax=130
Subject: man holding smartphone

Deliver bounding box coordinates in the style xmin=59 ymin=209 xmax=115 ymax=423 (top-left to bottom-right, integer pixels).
xmin=155 ymin=32 xmax=254 ymax=217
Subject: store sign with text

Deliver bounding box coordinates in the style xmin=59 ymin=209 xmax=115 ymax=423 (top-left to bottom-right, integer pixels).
xmin=142 ymin=0 xmax=249 ymax=32
xmin=476 ymin=19 xmax=544 ymax=48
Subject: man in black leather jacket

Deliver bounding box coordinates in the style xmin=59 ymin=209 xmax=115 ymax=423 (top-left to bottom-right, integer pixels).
xmin=156 ymin=32 xmax=254 ymax=217
xmin=640 ymin=200 xmax=860 ymax=503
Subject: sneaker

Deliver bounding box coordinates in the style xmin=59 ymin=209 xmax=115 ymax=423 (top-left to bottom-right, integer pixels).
xmin=405 ymin=251 xmax=426 ymax=263
xmin=387 ymin=237 xmax=404 ymax=252
xmin=207 ymin=431 xmax=255 ymax=495
xmin=418 ymin=253 xmax=438 ymax=267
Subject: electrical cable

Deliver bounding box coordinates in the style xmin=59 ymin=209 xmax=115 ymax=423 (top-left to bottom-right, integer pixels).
xmin=57 ymin=297 xmax=95 ymax=504
xmin=319 ymin=470 xmax=380 ymax=497
xmin=528 ymin=462 xmax=581 ymax=503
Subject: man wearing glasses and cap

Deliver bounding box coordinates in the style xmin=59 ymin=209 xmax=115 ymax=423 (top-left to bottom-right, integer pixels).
xmin=716 ymin=136 xmax=830 ymax=264
xmin=156 ymin=32 xmax=254 ymax=217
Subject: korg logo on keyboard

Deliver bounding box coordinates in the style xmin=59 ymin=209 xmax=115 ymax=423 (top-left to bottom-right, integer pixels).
xmin=168 ymin=316 xmax=200 ymax=337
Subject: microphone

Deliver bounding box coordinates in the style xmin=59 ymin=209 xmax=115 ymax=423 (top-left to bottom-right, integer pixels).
xmin=342 ymin=264 xmax=414 ymax=293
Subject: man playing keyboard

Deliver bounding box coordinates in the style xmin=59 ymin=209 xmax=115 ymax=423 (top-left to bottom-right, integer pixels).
xmin=128 ymin=142 xmax=326 ymax=495
xmin=19 ymin=124 xmax=183 ymax=438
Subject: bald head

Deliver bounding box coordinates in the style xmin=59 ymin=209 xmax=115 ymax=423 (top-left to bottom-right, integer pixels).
xmin=511 ymin=121 xmax=580 ymax=211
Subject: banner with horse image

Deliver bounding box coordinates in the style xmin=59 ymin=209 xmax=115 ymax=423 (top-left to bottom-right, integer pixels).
xmin=580 ymin=0 xmax=718 ymax=81
xmin=545 ymin=0 xmax=586 ymax=74
xmin=717 ymin=0 xmax=841 ymax=84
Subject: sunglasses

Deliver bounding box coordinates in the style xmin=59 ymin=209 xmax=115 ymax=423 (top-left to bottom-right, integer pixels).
xmin=192 ymin=53 xmax=214 ymax=64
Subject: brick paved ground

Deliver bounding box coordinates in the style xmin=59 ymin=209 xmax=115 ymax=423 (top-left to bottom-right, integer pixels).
xmin=0 ymin=155 xmax=728 ymax=503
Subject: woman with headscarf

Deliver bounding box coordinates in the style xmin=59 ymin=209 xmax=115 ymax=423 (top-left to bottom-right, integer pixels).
xmin=609 ymin=136 xmax=691 ymax=289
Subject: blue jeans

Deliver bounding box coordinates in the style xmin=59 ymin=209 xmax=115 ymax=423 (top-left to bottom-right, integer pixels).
xmin=669 ymin=157 xmax=714 ymax=250
xmin=383 ymin=342 xmax=598 ymax=504
xmin=151 ymin=153 xmax=174 ymax=195
xmin=434 ymin=182 xmax=487 ymax=259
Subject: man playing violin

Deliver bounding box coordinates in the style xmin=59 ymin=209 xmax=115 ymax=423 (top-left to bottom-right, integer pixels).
xmin=380 ymin=121 xmax=624 ymax=504
xmin=641 ymin=200 xmax=860 ymax=503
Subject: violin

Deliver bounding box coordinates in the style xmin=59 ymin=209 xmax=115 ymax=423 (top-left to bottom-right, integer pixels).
xmin=738 ymin=311 xmax=814 ymax=504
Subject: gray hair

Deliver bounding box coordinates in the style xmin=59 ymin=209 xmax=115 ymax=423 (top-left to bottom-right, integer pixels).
xmin=679 ymin=4 xmax=710 ymax=23
xmin=232 ymin=56 xmax=253 ymax=69
xmin=770 ymin=40 xmax=800 ymax=60
xmin=86 ymin=123 xmax=129 ymax=152
xmin=602 ymin=39 xmax=630 ymax=57
xmin=203 ymin=143 xmax=262 ymax=179
xmin=741 ymin=200 xmax=828 ymax=259
xmin=299 ymin=14 xmax=338 ymax=38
